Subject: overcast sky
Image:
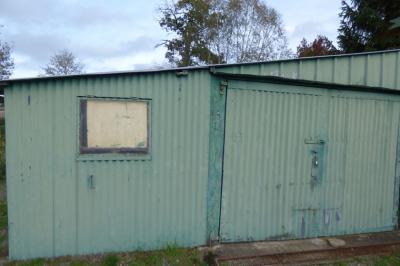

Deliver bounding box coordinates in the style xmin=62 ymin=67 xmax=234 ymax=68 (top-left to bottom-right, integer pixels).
xmin=0 ymin=0 xmax=342 ymax=78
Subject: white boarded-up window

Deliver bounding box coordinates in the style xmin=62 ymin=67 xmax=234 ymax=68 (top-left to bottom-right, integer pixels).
xmin=80 ymin=98 xmax=149 ymax=154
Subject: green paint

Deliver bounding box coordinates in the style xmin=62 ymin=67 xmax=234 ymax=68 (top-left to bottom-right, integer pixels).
xmin=393 ymin=104 xmax=400 ymax=227
xmin=217 ymin=50 xmax=400 ymax=89
xmin=220 ymin=80 xmax=400 ymax=242
xmin=4 ymin=49 xmax=400 ymax=259
xmin=206 ymin=77 xmax=227 ymax=241
xmin=5 ymin=71 xmax=211 ymax=260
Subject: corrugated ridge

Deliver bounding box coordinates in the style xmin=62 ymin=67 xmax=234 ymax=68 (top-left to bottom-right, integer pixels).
xmin=6 ymin=71 xmax=211 ymax=259
xmin=221 ymin=86 xmax=324 ymax=241
xmin=221 ymin=50 xmax=400 ymax=90
xmin=220 ymin=82 xmax=399 ymax=242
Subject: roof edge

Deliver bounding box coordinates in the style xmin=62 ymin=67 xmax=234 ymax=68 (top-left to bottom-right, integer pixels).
xmin=212 ymin=71 xmax=400 ymax=95
xmin=0 ymin=81 xmax=8 ymax=88
xmin=214 ymin=48 xmax=400 ymax=69
xmin=4 ymin=49 xmax=400 ymax=84
xmin=4 ymin=67 xmax=210 ymax=84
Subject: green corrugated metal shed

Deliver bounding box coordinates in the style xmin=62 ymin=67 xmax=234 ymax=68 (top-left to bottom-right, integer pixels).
xmin=2 ymin=49 xmax=400 ymax=260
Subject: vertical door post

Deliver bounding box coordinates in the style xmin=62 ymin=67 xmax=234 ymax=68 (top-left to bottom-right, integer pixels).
xmin=206 ymin=78 xmax=228 ymax=243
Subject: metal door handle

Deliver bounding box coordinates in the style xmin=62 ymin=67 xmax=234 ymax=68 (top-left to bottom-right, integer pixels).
xmin=310 ymin=152 xmax=319 ymax=190
xmin=88 ymin=175 xmax=95 ymax=190
xmin=312 ymin=155 xmax=318 ymax=167
xmin=311 ymin=150 xmax=318 ymax=168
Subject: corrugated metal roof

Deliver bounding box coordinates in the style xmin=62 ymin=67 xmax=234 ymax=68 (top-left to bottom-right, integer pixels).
xmin=2 ymin=49 xmax=400 ymax=84
xmin=212 ymin=72 xmax=400 ymax=94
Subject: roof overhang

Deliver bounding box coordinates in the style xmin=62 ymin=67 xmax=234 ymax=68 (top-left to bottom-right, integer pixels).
xmin=3 ymin=49 xmax=400 ymax=84
xmin=0 ymin=81 xmax=8 ymax=89
xmin=211 ymin=71 xmax=400 ymax=95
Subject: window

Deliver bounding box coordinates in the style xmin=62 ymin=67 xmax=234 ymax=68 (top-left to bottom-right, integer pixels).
xmin=79 ymin=98 xmax=149 ymax=154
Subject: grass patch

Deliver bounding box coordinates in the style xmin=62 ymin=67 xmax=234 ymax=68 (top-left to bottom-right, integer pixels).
xmin=70 ymin=261 xmax=91 ymax=266
xmin=373 ymin=254 xmax=400 ymax=266
xmin=17 ymin=258 xmax=46 ymax=266
xmin=4 ymin=247 xmax=208 ymax=266
xmin=102 ymin=255 xmax=119 ymax=266
xmin=129 ymin=246 xmax=206 ymax=266
xmin=0 ymin=201 xmax=7 ymax=230
xmin=5 ymin=248 xmax=400 ymax=266
xmin=326 ymin=253 xmax=400 ymax=266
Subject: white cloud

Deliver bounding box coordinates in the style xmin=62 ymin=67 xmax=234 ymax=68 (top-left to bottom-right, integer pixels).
xmin=267 ymin=0 xmax=341 ymax=50
xmin=82 ymin=46 xmax=166 ymax=72
xmin=1 ymin=0 xmax=343 ymax=78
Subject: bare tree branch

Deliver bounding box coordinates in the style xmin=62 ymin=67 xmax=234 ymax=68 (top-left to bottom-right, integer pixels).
xmin=41 ymin=49 xmax=85 ymax=76
xmin=0 ymin=27 xmax=14 ymax=80
xmin=157 ymin=0 xmax=293 ymax=66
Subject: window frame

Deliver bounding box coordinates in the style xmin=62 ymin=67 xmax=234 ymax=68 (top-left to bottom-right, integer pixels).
xmin=79 ymin=97 xmax=150 ymax=155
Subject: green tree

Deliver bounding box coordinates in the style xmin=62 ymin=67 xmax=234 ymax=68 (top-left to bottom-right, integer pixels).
xmin=297 ymin=35 xmax=339 ymax=58
xmin=338 ymin=0 xmax=400 ymax=53
xmin=158 ymin=0 xmax=291 ymax=67
xmin=158 ymin=0 xmax=223 ymax=67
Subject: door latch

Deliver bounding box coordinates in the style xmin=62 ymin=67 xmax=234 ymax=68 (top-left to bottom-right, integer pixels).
xmin=88 ymin=175 xmax=95 ymax=190
xmin=220 ymin=81 xmax=228 ymax=95
xmin=306 ymin=138 xmax=325 ymax=191
xmin=310 ymin=150 xmax=320 ymax=190
xmin=312 ymin=152 xmax=319 ymax=167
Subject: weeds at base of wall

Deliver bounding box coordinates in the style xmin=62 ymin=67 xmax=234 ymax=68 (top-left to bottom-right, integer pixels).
xmin=4 ymin=245 xmax=208 ymax=266
xmin=102 ymin=255 xmax=119 ymax=266
xmin=7 ymin=251 xmax=400 ymax=266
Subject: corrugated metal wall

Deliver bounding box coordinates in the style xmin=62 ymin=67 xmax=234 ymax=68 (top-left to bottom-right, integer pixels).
xmin=5 ymin=71 xmax=211 ymax=259
xmin=221 ymin=84 xmax=324 ymax=241
xmin=325 ymin=95 xmax=399 ymax=235
xmin=220 ymin=81 xmax=400 ymax=242
xmin=5 ymin=50 xmax=400 ymax=259
xmin=217 ymin=50 xmax=400 ymax=89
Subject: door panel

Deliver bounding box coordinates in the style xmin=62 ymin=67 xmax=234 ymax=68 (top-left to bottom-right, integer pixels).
xmin=220 ymin=87 xmax=325 ymax=241
xmin=220 ymin=82 xmax=400 ymax=242
xmin=327 ymin=96 xmax=399 ymax=234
